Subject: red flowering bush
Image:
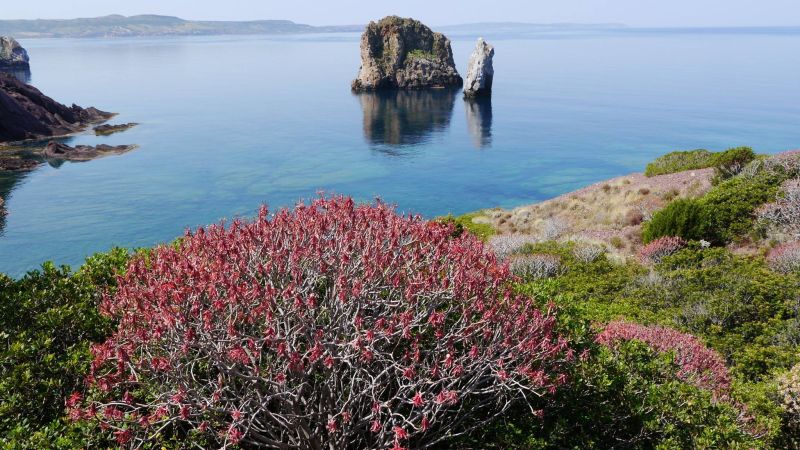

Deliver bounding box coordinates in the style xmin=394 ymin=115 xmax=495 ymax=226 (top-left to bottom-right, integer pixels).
xmin=767 ymin=241 xmax=800 ymax=274
xmin=638 ymin=236 xmax=687 ymax=265
xmin=596 ymin=322 xmax=731 ymax=399
xmin=76 ymin=196 xmax=569 ymax=449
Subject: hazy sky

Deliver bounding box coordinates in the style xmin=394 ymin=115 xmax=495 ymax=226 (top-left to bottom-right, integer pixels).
xmin=3 ymin=0 xmax=799 ymax=27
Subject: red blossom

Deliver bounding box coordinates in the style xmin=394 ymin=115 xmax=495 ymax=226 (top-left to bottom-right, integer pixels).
xmin=80 ymin=196 xmax=568 ymax=448
xmin=638 ymin=236 xmax=687 ymax=264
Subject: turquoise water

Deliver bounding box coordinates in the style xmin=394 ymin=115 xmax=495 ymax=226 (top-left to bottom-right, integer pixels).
xmin=1 ymin=30 xmax=799 ymax=275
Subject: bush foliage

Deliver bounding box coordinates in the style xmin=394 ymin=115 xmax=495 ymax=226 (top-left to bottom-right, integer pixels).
xmin=79 ymin=197 xmax=568 ymax=449
xmin=644 ymin=149 xmax=715 ymax=177
xmin=0 ymin=249 xmax=130 ymax=449
xmin=644 ymin=146 xmax=756 ymax=178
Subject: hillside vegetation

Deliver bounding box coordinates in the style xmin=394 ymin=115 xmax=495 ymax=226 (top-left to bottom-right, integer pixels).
xmin=2 ymin=149 xmax=800 ymax=448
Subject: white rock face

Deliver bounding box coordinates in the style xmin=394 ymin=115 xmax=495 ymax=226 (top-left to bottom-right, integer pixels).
xmin=464 ymin=38 xmax=494 ymax=97
xmin=0 ymin=36 xmax=29 ymax=69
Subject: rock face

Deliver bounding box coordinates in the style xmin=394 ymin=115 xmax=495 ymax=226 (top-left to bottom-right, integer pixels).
xmin=43 ymin=141 xmax=137 ymax=161
xmin=0 ymin=155 xmax=39 ymax=171
xmin=464 ymin=38 xmax=494 ymax=98
xmin=0 ymin=37 xmax=30 ymax=69
xmin=0 ymin=73 xmax=114 ymax=143
xmin=351 ymin=16 xmax=462 ymax=91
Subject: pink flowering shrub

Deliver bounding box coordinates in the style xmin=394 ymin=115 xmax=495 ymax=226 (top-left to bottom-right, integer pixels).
xmin=596 ymin=322 xmax=731 ymax=399
xmin=767 ymin=242 xmax=800 ymax=274
xmin=638 ymin=236 xmax=687 ymax=264
xmin=76 ymin=196 xmax=569 ymax=449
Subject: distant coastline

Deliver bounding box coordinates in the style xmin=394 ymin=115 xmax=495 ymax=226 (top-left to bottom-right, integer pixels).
xmin=2 ymin=14 xmax=798 ymax=39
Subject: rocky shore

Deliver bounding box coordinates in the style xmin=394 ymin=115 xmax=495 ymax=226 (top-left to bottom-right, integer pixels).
xmin=43 ymin=141 xmax=138 ymax=161
xmin=0 ymin=73 xmax=114 ymax=144
xmin=94 ymin=123 xmax=138 ymax=136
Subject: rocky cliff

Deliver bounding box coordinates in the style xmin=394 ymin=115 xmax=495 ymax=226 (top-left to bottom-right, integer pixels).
xmin=464 ymin=38 xmax=494 ymax=97
xmin=352 ymin=16 xmax=462 ymax=91
xmin=0 ymin=37 xmax=29 ymax=69
xmin=0 ymin=73 xmax=114 ymax=143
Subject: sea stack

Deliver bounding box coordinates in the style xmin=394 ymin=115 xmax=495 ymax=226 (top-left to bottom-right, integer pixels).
xmin=0 ymin=37 xmax=30 ymax=70
xmin=351 ymin=16 xmax=462 ymax=91
xmin=464 ymin=38 xmax=494 ymax=98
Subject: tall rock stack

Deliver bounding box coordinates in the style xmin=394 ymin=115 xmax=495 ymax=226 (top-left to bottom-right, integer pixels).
xmin=0 ymin=37 xmax=30 ymax=70
xmin=352 ymin=16 xmax=463 ymax=91
xmin=464 ymin=38 xmax=495 ymax=98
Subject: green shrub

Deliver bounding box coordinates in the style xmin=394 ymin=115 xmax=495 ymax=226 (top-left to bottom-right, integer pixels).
xmin=698 ymin=172 xmax=781 ymax=243
xmin=644 ymin=147 xmax=757 ymax=179
xmin=0 ymin=249 xmax=129 ymax=449
xmin=457 ymin=341 xmax=761 ymax=449
xmin=438 ymin=211 xmax=496 ymax=241
xmin=642 ymin=198 xmax=708 ymax=243
xmin=644 ymin=168 xmax=783 ymax=245
xmin=645 ymin=149 xmax=714 ymax=177
xmin=711 ymin=146 xmax=756 ymax=182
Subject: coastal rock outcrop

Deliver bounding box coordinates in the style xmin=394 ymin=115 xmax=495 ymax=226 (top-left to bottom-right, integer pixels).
xmin=351 ymin=16 xmax=462 ymax=91
xmin=43 ymin=141 xmax=137 ymax=161
xmin=0 ymin=155 xmax=39 ymax=171
xmin=0 ymin=73 xmax=114 ymax=143
xmin=464 ymin=38 xmax=494 ymax=98
xmin=0 ymin=37 xmax=29 ymax=69
xmin=94 ymin=123 xmax=138 ymax=136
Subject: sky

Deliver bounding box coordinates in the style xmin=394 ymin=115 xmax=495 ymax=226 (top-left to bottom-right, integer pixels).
xmin=2 ymin=0 xmax=799 ymax=27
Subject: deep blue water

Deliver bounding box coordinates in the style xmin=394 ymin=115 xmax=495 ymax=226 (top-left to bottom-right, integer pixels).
xmin=1 ymin=29 xmax=799 ymax=275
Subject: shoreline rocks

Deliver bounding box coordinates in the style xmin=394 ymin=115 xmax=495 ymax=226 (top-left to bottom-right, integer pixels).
xmin=0 ymin=155 xmax=39 ymax=171
xmin=0 ymin=37 xmax=29 ymax=70
xmin=43 ymin=141 xmax=137 ymax=161
xmin=464 ymin=38 xmax=495 ymax=98
xmin=94 ymin=123 xmax=138 ymax=136
xmin=0 ymin=72 xmax=114 ymax=144
xmin=352 ymin=16 xmax=462 ymax=91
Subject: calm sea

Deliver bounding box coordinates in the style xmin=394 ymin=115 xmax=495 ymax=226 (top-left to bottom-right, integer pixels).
xmin=1 ymin=28 xmax=799 ymax=275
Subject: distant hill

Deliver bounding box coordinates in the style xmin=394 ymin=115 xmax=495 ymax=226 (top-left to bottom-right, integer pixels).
xmin=2 ymin=15 xmax=796 ymax=40
xmin=0 ymin=15 xmax=361 ymax=38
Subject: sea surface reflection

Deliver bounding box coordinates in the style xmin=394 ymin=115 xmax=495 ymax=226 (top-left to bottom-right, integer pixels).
xmin=356 ymin=89 xmax=458 ymax=150
xmin=464 ymin=97 xmax=492 ymax=149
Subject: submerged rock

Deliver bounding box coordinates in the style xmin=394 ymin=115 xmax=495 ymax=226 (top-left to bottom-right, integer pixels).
xmin=43 ymin=141 xmax=137 ymax=161
xmin=94 ymin=123 xmax=138 ymax=136
xmin=0 ymin=37 xmax=29 ymax=69
xmin=0 ymin=73 xmax=114 ymax=143
xmin=464 ymin=38 xmax=494 ymax=98
xmin=351 ymin=16 xmax=462 ymax=91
